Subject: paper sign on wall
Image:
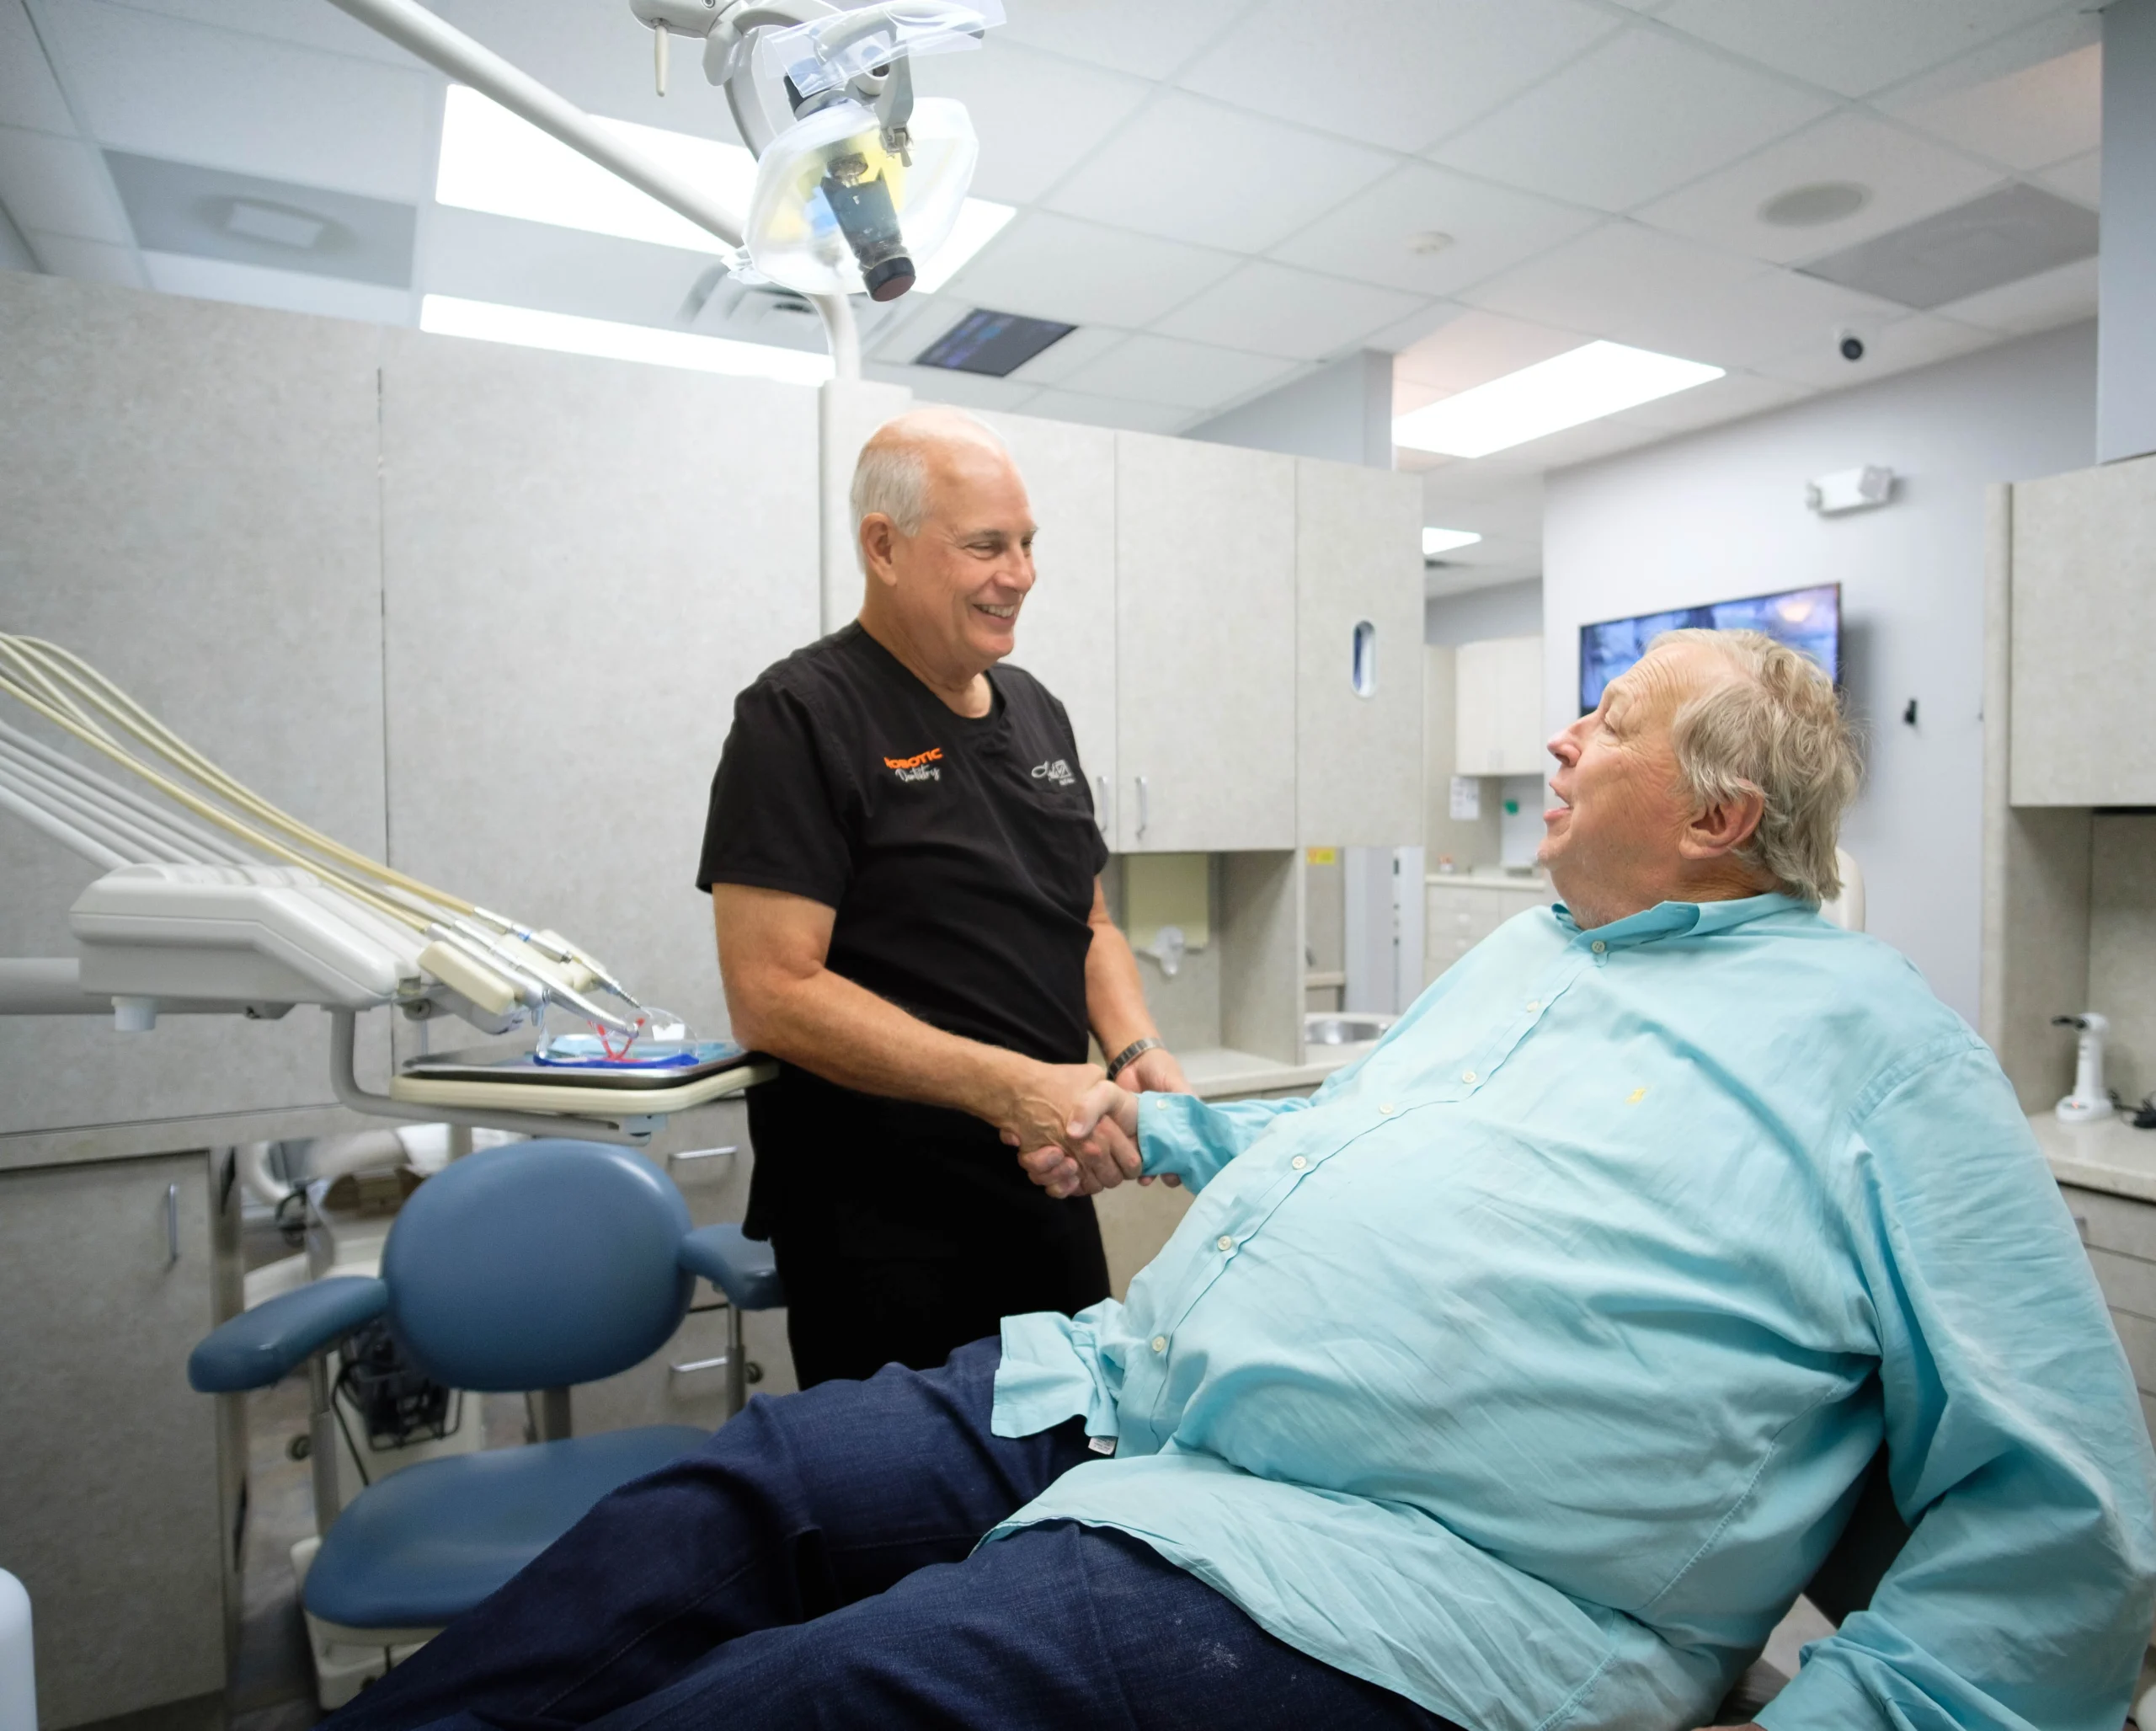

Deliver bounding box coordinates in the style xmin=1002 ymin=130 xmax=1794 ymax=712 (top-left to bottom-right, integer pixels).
xmin=1449 ymin=777 xmax=1481 ymax=821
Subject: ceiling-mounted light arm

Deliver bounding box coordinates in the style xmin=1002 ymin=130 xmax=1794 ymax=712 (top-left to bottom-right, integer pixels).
xmin=319 ymin=0 xmax=861 ymax=376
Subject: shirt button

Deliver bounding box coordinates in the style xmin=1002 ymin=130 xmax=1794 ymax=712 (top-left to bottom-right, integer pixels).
xmin=1591 ymin=940 xmax=1606 ymax=954
xmin=1290 ymin=1156 xmax=1308 ymax=1171
xmin=1150 ymin=1335 xmax=1167 ymax=1354
xmin=1216 ymin=1234 xmax=1235 ymax=1252
xmin=1526 ymin=1001 xmax=1541 ymax=1012
xmin=1461 ymin=1069 xmax=1477 ymax=1084
xmin=1379 ymin=1102 xmax=1396 ymax=1115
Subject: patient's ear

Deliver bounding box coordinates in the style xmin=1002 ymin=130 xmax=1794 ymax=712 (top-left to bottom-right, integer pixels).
xmin=1678 ymin=784 xmax=1765 ymax=862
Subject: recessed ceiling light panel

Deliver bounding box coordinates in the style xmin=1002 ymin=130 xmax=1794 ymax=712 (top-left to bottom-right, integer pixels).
xmin=1391 ymin=341 xmax=1723 ymax=459
xmin=1759 ymin=182 xmax=1871 ymax=228
xmin=915 ymin=308 xmax=1075 ymax=377
xmin=1422 ymin=526 xmax=1482 ymax=557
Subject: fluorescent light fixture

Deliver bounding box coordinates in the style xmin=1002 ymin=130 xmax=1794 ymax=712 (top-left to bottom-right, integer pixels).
xmin=1422 ymin=526 xmax=1482 ymax=558
xmin=912 ymin=197 xmax=1015 ymax=292
xmin=1393 ymin=340 xmax=1723 ymax=458
xmin=435 ymin=86 xmax=1012 ymax=291
xmin=419 ymin=294 xmax=835 ymax=386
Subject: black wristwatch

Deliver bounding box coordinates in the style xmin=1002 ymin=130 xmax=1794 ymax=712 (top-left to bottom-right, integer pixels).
xmin=1106 ymin=1036 xmax=1164 ymax=1082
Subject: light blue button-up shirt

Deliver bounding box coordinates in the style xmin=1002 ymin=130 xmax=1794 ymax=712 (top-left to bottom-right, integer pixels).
xmin=988 ymin=895 xmax=2156 ymax=1731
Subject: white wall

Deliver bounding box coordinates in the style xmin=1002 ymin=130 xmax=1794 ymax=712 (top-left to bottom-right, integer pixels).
xmin=1543 ymin=320 xmax=2097 ymax=1022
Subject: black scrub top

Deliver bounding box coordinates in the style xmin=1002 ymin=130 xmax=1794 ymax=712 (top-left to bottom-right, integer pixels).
xmin=696 ymin=622 xmax=1109 ymax=1258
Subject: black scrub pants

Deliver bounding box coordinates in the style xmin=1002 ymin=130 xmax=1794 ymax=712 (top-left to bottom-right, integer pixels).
xmin=772 ymin=1212 xmax=1110 ymax=1386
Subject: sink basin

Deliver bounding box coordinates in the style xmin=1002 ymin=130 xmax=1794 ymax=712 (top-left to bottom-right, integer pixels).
xmin=1305 ymin=1014 xmax=1392 ymax=1047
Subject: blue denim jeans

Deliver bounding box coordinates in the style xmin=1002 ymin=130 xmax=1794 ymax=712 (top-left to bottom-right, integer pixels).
xmin=328 ymin=1339 xmax=1454 ymax=1731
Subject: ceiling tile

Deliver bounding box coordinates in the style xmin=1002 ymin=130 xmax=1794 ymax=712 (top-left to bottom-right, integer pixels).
xmin=1429 ymin=28 xmax=1832 ymax=212
xmin=1635 ymin=113 xmax=2001 ymax=267
xmin=2040 ymin=151 xmax=2099 ymax=211
xmin=994 ymin=0 xmax=1251 ymax=80
xmin=142 ymin=248 xmax=413 ymax=323
xmin=1058 ymin=331 xmax=1299 ymax=409
xmin=1390 ymin=307 xmax=1587 ymax=393
xmin=1609 ymin=367 xmax=1812 ymax=431
xmin=103 ymin=0 xmax=426 ymax=65
xmin=45 ymin=1 xmax=436 ymax=200
xmin=1756 ymin=309 xmax=1995 ymax=390
xmin=1614 ymin=264 xmax=1906 ymax=370
xmin=1417 ymin=468 xmax=1544 ymax=542
xmin=1151 ymin=259 xmax=1427 ymax=361
xmin=423 ymin=205 xmax=723 ymax=330
xmin=1363 ymin=298 xmax=1468 ymax=356
xmin=0 ymin=0 xmax=77 ymax=134
xmin=862 ymin=363 xmax=1044 ymax=414
xmin=1268 ymin=162 xmax=1602 ymax=297
xmin=433 ymin=0 xmax=744 ymax=144
xmin=905 ymin=40 xmax=1152 ymax=206
xmin=1177 ymin=0 xmax=1619 ymax=154
xmin=1886 ymin=43 xmax=2100 ymax=172
xmin=1006 ymin=323 xmax=1132 ymax=386
xmin=864 ymin=293 xmax=976 ymax=365
xmin=1017 ymin=387 xmax=1193 ymax=434
xmin=1932 ymin=252 xmax=2096 ymax=334
xmin=24 ymin=228 xmax=143 ymax=286
xmin=1044 ymin=91 xmax=1396 ymax=253
xmin=1653 ymin=0 xmax=2074 ymax=99
xmin=0 ymin=125 xmax=126 ymax=242
xmin=1461 ymin=221 xmax=1762 ymax=339
xmin=938 ymin=210 xmax=1240 ymax=328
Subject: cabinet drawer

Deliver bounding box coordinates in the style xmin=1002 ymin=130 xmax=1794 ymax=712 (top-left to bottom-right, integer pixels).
xmin=2087 ymin=1245 xmax=2156 ymax=1322
xmin=2111 ymin=1309 xmax=2156 ymax=1396
xmin=2061 ymin=1184 xmax=2156 ymax=1260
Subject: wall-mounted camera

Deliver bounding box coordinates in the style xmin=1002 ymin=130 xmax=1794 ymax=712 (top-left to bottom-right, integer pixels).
xmin=1837 ymin=329 xmax=1865 ymax=363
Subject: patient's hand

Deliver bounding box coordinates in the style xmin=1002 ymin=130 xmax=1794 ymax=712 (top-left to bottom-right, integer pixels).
xmin=1019 ymin=1081 xmax=1155 ymax=1199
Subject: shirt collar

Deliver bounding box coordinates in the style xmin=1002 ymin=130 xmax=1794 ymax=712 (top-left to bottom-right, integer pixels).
xmin=1552 ymin=891 xmax=1808 ymax=949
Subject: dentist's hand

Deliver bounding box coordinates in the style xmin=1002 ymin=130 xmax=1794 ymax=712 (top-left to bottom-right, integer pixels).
xmin=1019 ymin=1080 xmax=1157 ymax=1199
xmin=988 ymin=1057 xmax=1108 ymax=1167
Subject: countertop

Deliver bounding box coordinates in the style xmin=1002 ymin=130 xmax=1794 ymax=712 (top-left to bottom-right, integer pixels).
xmin=2035 ymin=1109 xmax=2156 ymax=1203
xmin=1426 ymin=869 xmax=1552 ymax=891
xmin=1178 ymin=1044 xmax=1364 ymax=1101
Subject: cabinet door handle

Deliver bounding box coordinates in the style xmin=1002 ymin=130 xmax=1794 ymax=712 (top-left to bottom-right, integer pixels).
xmin=1094 ymin=774 xmax=1110 ymax=832
xmin=667 ymin=1146 xmax=738 ymax=1165
xmin=1134 ymin=774 xmax=1150 ymax=840
xmin=166 ymin=1181 xmax=179 ymax=1264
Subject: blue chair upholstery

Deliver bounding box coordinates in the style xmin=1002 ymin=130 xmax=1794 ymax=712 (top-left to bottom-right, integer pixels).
xmin=305 ymin=1424 xmax=707 ymax=1628
xmin=188 ymin=1138 xmax=789 ymax=1638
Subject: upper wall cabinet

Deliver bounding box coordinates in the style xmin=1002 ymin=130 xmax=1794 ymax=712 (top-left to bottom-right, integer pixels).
xmin=1454 ymin=634 xmax=1546 ymax=777
xmin=1114 ymin=432 xmax=1298 ymax=852
xmin=1295 ymin=458 xmax=1426 ymax=846
xmin=987 ymin=411 xmax=1118 ymax=837
xmin=2009 ymin=453 xmax=2156 ymax=806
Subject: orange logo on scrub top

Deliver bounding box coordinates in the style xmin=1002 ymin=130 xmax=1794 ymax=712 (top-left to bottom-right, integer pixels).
xmin=884 ymin=746 xmax=944 ymax=783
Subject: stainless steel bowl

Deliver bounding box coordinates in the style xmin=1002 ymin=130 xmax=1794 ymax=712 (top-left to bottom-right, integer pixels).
xmin=1305 ymin=1015 xmax=1390 ymax=1047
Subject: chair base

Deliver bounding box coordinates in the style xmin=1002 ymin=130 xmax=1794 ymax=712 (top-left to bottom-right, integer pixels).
xmin=292 ymin=1536 xmax=440 ymax=1710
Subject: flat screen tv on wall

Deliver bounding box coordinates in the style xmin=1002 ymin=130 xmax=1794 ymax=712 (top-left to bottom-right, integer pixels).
xmin=1577 ymin=583 xmax=1842 ymax=714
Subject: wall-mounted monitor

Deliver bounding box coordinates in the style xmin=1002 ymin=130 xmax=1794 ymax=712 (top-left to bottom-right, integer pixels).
xmin=1577 ymin=583 xmax=1841 ymax=714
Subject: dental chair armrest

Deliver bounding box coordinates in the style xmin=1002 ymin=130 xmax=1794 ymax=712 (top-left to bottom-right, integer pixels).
xmin=189 ymin=1274 xmax=388 ymax=1392
xmin=678 ymin=1223 xmax=784 ymax=1312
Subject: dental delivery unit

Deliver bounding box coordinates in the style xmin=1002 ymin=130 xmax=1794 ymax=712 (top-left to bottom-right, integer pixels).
xmin=0 ymin=633 xmax=768 ymax=1142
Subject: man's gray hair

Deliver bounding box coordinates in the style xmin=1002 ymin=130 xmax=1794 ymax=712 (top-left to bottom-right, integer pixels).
xmin=850 ymin=409 xmax=1004 ymax=541
xmin=1652 ymin=627 xmax=1861 ymax=904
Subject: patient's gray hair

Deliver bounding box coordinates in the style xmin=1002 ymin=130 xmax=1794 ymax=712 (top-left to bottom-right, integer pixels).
xmin=850 ymin=408 xmax=1005 ymax=542
xmin=1652 ymin=628 xmax=1861 ymax=904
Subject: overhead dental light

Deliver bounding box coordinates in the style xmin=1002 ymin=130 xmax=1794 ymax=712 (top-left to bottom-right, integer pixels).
xmin=632 ymin=0 xmax=1004 ymax=302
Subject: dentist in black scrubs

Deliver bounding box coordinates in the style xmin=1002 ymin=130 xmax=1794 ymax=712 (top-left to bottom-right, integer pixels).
xmin=696 ymin=408 xmax=1186 ymax=1386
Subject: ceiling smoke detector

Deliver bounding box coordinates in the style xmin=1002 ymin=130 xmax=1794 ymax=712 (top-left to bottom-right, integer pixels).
xmin=1759 ymin=182 xmax=1871 ymax=228
xmin=1406 ymin=230 xmax=1455 ymax=256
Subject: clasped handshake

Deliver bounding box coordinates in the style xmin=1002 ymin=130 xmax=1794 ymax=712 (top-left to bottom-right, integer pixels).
xmin=994 ymin=1052 xmax=1188 ymax=1201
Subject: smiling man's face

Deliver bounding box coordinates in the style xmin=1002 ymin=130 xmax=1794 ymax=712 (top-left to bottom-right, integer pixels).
xmin=1540 ymin=639 xmax=1740 ymax=928
xmin=886 ymin=438 xmax=1038 ymax=679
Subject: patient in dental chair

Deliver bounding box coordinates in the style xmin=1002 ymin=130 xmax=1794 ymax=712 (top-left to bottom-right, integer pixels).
xmin=332 ymin=631 xmax=2155 ymax=1731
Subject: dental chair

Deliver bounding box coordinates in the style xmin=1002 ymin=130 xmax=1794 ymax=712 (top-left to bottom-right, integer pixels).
xmin=188 ymin=1139 xmax=785 ymax=1697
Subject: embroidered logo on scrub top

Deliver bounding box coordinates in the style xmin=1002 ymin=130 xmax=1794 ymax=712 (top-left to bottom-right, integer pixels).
xmin=1030 ymin=758 xmax=1075 ymax=787
xmin=883 ymin=747 xmax=943 ymax=783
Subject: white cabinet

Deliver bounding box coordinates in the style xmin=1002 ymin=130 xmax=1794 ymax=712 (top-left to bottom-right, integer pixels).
xmin=1454 ymin=634 xmax=1545 ymax=777
xmin=987 ymin=411 xmax=1118 ymax=836
xmin=1424 ymin=875 xmax=1555 ymax=984
xmin=2009 ymin=452 xmax=2156 ymax=806
xmin=1114 ymin=432 xmax=1297 ymax=852
xmin=1295 ymin=458 xmax=1425 ymax=846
